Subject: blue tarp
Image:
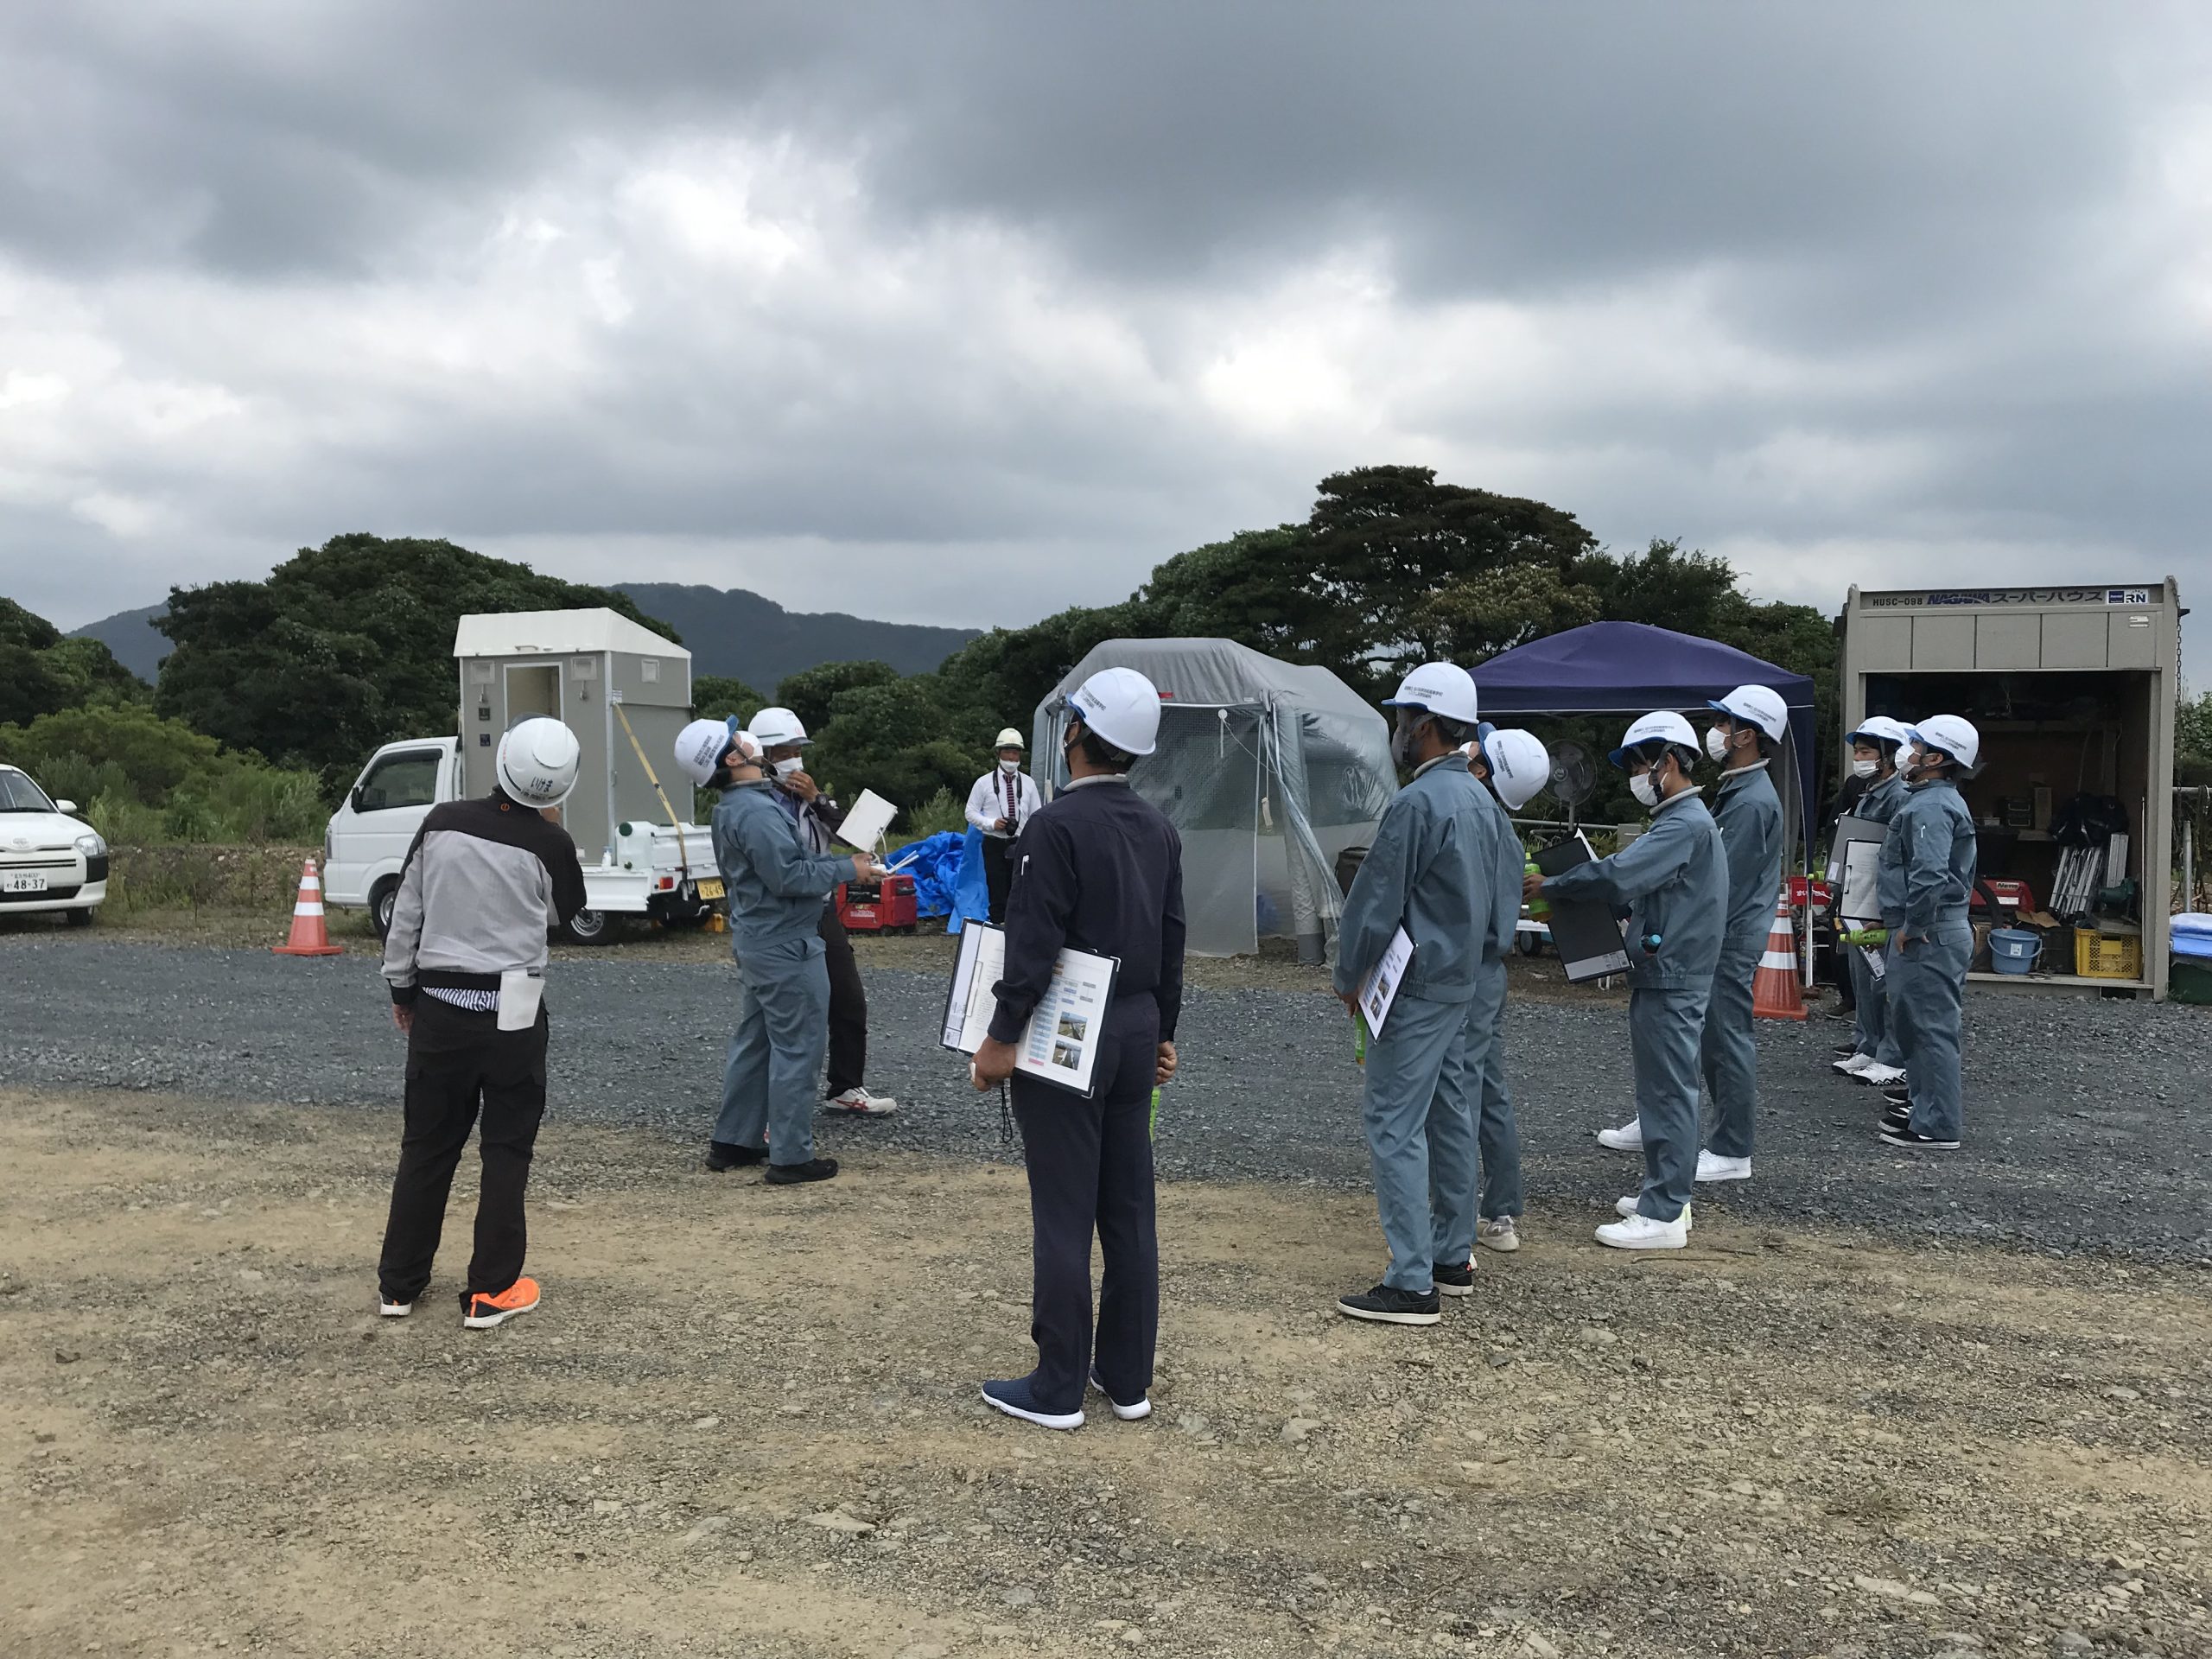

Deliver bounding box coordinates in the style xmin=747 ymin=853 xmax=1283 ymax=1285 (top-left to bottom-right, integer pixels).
xmin=1470 ymin=621 xmax=1819 ymax=866
xmin=887 ymin=828 xmax=990 ymax=930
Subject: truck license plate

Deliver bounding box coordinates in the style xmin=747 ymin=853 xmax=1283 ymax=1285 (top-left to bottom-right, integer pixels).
xmin=695 ymin=879 xmax=725 ymax=900
xmin=3 ymin=872 xmax=48 ymax=893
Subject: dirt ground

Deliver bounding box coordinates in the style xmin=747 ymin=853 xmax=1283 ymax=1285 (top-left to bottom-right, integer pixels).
xmin=5 ymin=1090 xmax=2207 ymax=1659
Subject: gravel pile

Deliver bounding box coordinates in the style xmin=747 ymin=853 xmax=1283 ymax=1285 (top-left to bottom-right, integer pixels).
xmin=8 ymin=936 xmax=2206 ymax=1261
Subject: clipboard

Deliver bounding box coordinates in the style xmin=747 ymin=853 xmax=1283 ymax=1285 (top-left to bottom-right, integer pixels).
xmin=941 ymin=922 xmax=1122 ymax=1097
xmin=1827 ymin=814 xmax=1890 ymax=926
xmin=1357 ymin=927 xmax=1413 ymax=1038
xmin=836 ymin=788 xmax=899 ymax=854
xmin=1533 ymin=834 xmax=1631 ymax=982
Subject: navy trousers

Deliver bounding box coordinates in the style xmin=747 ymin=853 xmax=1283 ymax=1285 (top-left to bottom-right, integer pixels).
xmin=1010 ymin=997 xmax=1160 ymax=1415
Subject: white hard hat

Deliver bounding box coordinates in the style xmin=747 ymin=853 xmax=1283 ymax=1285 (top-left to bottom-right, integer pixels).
xmin=1707 ymin=683 xmax=1789 ymax=744
xmin=1480 ymin=728 xmax=1553 ymax=811
xmin=747 ymin=706 xmax=810 ymax=749
xmin=1067 ymin=666 xmax=1161 ymax=757
xmin=496 ymin=717 xmax=582 ymax=807
xmin=1382 ymin=661 xmax=1479 ymax=726
xmin=673 ymin=718 xmax=751 ymax=788
xmin=1610 ymin=710 xmax=1699 ymax=769
xmin=1847 ymin=714 xmax=1910 ymax=748
xmin=1908 ymin=715 xmax=1980 ymax=772
xmin=995 ymin=728 xmax=1026 ymax=750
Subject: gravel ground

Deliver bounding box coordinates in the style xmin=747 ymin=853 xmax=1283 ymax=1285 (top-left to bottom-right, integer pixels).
xmin=5 ymin=934 xmax=2206 ymax=1262
xmin=5 ymin=1089 xmax=2209 ymax=1659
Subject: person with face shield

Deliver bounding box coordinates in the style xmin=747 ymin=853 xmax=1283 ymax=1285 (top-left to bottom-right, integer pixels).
xmin=1832 ymin=716 xmax=1911 ymax=1083
xmin=1874 ymin=716 xmax=1980 ymax=1150
xmin=746 ymin=707 xmax=898 ymax=1117
xmin=1332 ymin=664 xmax=1508 ymax=1323
xmin=1452 ymin=726 xmax=1551 ymax=1252
xmin=969 ymin=668 xmax=1184 ymax=1430
xmin=966 ymin=728 xmax=1044 ymax=923
xmin=1523 ymin=713 xmax=1726 ymax=1249
xmin=675 ymin=720 xmax=876 ymax=1185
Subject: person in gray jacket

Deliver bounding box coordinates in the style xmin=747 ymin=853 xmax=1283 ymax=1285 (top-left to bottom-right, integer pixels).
xmin=673 ymin=720 xmax=874 ymax=1185
xmin=1332 ymin=663 xmax=1509 ymax=1325
xmin=1526 ymin=712 xmax=1726 ymax=1250
xmin=1876 ymin=715 xmax=1981 ymax=1151
xmin=1833 ymin=715 xmax=1911 ymax=1085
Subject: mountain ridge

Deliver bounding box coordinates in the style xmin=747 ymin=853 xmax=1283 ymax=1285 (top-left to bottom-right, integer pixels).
xmin=67 ymin=585 xmax=981 ymax=691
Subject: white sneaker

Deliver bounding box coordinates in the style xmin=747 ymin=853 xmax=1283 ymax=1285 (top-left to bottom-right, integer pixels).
xmin=1616 ymin=1196 xmax=1693 ymax=1231
xmin=1832 ymin=1052 xmax=1873 ymax=1077
xmin=1595 ymin=1212 xmax=1689 ymax=1250
xmin=1476 ymin=1217 xmax=1521 ymax=1254
xmin=828 ymin=1087 xmax=899 ymax=1116
xmin=1857 ymin=1064 xmax=1906 ymax=1088
xmin=1694 ymin=1150 xmax=1751 ymax=1182
xmin=1595 ymin=1118 xmax=1644 ymax=1152
xmin=378 ymin=1297 xmax=412 ymax=1319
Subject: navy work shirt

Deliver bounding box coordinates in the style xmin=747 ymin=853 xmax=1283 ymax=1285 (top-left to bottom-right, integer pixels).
xmin=988 ymin=775 xmax=1186 ymax=1046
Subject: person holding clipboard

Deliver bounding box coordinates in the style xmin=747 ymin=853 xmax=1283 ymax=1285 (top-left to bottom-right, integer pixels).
xmin=1332 ymin=663 xmax=1505 ymax=1326
xmin=1522 ymin=712 xmax=1726 ymax=1250
xmin=970 ymin=666 xmax=1185 ymax=1431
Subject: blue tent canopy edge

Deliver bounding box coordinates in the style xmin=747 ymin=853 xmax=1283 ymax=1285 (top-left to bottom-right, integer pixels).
xmin=1469 ymin=621 xmax=1817 ymax=866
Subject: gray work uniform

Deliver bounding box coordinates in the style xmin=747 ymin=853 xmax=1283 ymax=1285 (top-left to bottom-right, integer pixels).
xmin=1700 ymin=763 xmax=1783 ymax=1160
xmin=710 ymin=781 xmax=854 ymax=1166
xmin=1452 ymin=779 xmax=1530 ymax=1230
xmin=1333 ymin=752 xmax=1503 ymax=1293
xmin=1541 ymin=789 xmax=1726 ymax=1222
xmin=1878 ymin=777 xmax=1978 ymax=1141
xmin=1848 ymin=770 xmax=1906 ymax=1064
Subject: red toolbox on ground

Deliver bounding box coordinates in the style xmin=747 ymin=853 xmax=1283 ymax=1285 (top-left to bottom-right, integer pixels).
xmin=836 ymin=874 xmax=918 ymax=934
xmin=1970 ymin=876 xmax=2034 ymax=915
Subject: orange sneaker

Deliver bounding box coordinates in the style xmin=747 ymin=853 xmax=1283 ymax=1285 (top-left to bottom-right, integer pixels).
xmin=461 ymin=1276 xmax=541 ymax=1330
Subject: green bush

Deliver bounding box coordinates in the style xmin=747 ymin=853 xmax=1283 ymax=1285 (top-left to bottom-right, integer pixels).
xmin=0 ymin=703 xmax=328 ymax=843
xmin=905 ymin=786 xmax=966 ymax=839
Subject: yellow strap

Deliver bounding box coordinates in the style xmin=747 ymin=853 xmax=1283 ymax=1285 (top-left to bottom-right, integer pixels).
xmin=609 ymin=701 xmax=692 ymax=878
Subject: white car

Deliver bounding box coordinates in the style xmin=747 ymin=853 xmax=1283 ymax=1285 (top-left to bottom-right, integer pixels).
xmin=0 ymin=763 xmax=109 ymax=926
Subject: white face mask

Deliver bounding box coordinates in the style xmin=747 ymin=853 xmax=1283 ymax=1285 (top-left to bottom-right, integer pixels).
xmin=772 ymin=757 xmax=804 ymax=779
xmin=1705 ymin=726 xmax=1732 ymax=763
xmin=999 ymin=757 xmax=1020 ymax=774
xmin=1851 ymin=757 xmax=1878 ymax=779
xmin=1630 ymin=770 xmax=1662 ymax=810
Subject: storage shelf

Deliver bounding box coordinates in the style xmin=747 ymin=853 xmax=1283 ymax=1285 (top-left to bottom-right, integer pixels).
xmin=1967 ymin=970 xmax=2149 ymax=991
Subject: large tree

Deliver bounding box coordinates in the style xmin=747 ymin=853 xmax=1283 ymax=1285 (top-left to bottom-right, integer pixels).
xmin=154 ymin=534 xmax=678 ymax=785
xmin=0 ymin=598 xmax=144 ymax=727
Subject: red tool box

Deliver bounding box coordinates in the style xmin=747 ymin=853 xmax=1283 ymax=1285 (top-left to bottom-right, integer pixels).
xmin=1970 ymin=876 xmax=2034 ymax=915
xmin=836 ymin=874 xmax=918 ymax=934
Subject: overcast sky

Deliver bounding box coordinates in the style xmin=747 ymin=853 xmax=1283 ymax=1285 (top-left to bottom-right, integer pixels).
xmin=3 ymin=3 xmax=2209 ymax=679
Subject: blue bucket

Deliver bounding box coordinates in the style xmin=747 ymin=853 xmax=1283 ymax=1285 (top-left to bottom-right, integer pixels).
xmin=1989 ymin=927 xmax=2041 ymax=975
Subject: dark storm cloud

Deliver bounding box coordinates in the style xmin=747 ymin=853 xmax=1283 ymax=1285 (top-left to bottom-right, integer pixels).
xmin=0 ymin=1 xmax=2207 ymax=683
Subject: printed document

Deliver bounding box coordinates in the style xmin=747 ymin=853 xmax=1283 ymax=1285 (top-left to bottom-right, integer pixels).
xmin=942 ymin=923 xmax=1122 ymax=1096
xmin=1357 ymin=927 xmax=1413 ymax=1038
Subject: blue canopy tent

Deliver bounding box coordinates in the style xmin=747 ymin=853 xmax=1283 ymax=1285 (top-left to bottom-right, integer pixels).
xmin=1468 ymin=621 xmax=1819 ymax=871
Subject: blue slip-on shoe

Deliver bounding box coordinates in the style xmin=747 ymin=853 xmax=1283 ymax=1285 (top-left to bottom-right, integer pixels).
xmin=1087 ymin=1367 xmax=1152 ymax=1421
xmin=981 ymin=1376 xmax=1084 ymax=1431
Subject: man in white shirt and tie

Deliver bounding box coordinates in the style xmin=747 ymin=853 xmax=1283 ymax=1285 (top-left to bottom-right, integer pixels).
xmin=966 ymin=728 xmax=1043 ymax=923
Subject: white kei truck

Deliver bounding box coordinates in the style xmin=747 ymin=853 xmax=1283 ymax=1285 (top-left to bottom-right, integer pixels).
xmin=321 ymin=608 xmax=721 ymax=944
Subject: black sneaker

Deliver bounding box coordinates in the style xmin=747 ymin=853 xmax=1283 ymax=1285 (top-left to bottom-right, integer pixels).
xmin=1431 ymin=1260 xmax=1476 ymax=1298
xmin=1881 ymin=1087 xmax=1910 ymax=1108
xmin=705 ymin=1141 xmax=768 ymax=1172
xmin=764 ymin=1156 xmax=840 ymax=1185
xmin=1878 ymin=1126 xmax=1960 ymax=1150
xmin=1881 ymin=1103 xmax=1910 ymax=1134
xmin=1830 ymin=1042 xmax=1860 ymax=1058
xmin=1336 ymin=1283 xmax=1441 ymax=1325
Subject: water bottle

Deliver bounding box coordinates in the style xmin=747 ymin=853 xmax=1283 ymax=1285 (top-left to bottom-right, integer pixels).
xmin=1524 ymin=860 xmax=1550 ymax=920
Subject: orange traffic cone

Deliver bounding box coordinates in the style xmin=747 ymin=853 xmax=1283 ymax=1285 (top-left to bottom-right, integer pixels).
xmin=1751 ymin=890 xmax=1804 ymax=1020
xmin=271 ymin=856 xmax=343 ymax=957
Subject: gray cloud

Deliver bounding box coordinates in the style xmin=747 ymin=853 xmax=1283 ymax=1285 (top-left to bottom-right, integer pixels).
xmin=1 ymin=0 xmax=2208 ymax=686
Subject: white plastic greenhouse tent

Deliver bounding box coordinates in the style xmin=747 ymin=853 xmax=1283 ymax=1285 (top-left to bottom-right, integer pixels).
xmin=1032 ymin=638 xmax=1395 ymax=960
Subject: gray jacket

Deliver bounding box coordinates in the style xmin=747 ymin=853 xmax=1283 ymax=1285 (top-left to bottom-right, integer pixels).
xmin=1542 ymin=788 xmax=1727 ymax=991
xmin=1334 ymin=753 xmax=1507 ymax=1006
xmin=382 ymin=792 xmax=588 ymax=1004
xmin=712 ymin=781 xmax=852 ymax=951
xmin=1880 ymin=778 xmax=1979 ymax=932
xmin=1712 ymin=763 xmax=1784 ymax=966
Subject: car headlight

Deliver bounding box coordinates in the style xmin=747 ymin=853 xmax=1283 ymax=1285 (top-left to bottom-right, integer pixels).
xmin=75 ymin=832 xmax=105 ymax=859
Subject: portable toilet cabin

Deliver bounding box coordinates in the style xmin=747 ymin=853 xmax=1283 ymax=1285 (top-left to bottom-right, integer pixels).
xmin=453 ymin=608 xmax=692 ymax=866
